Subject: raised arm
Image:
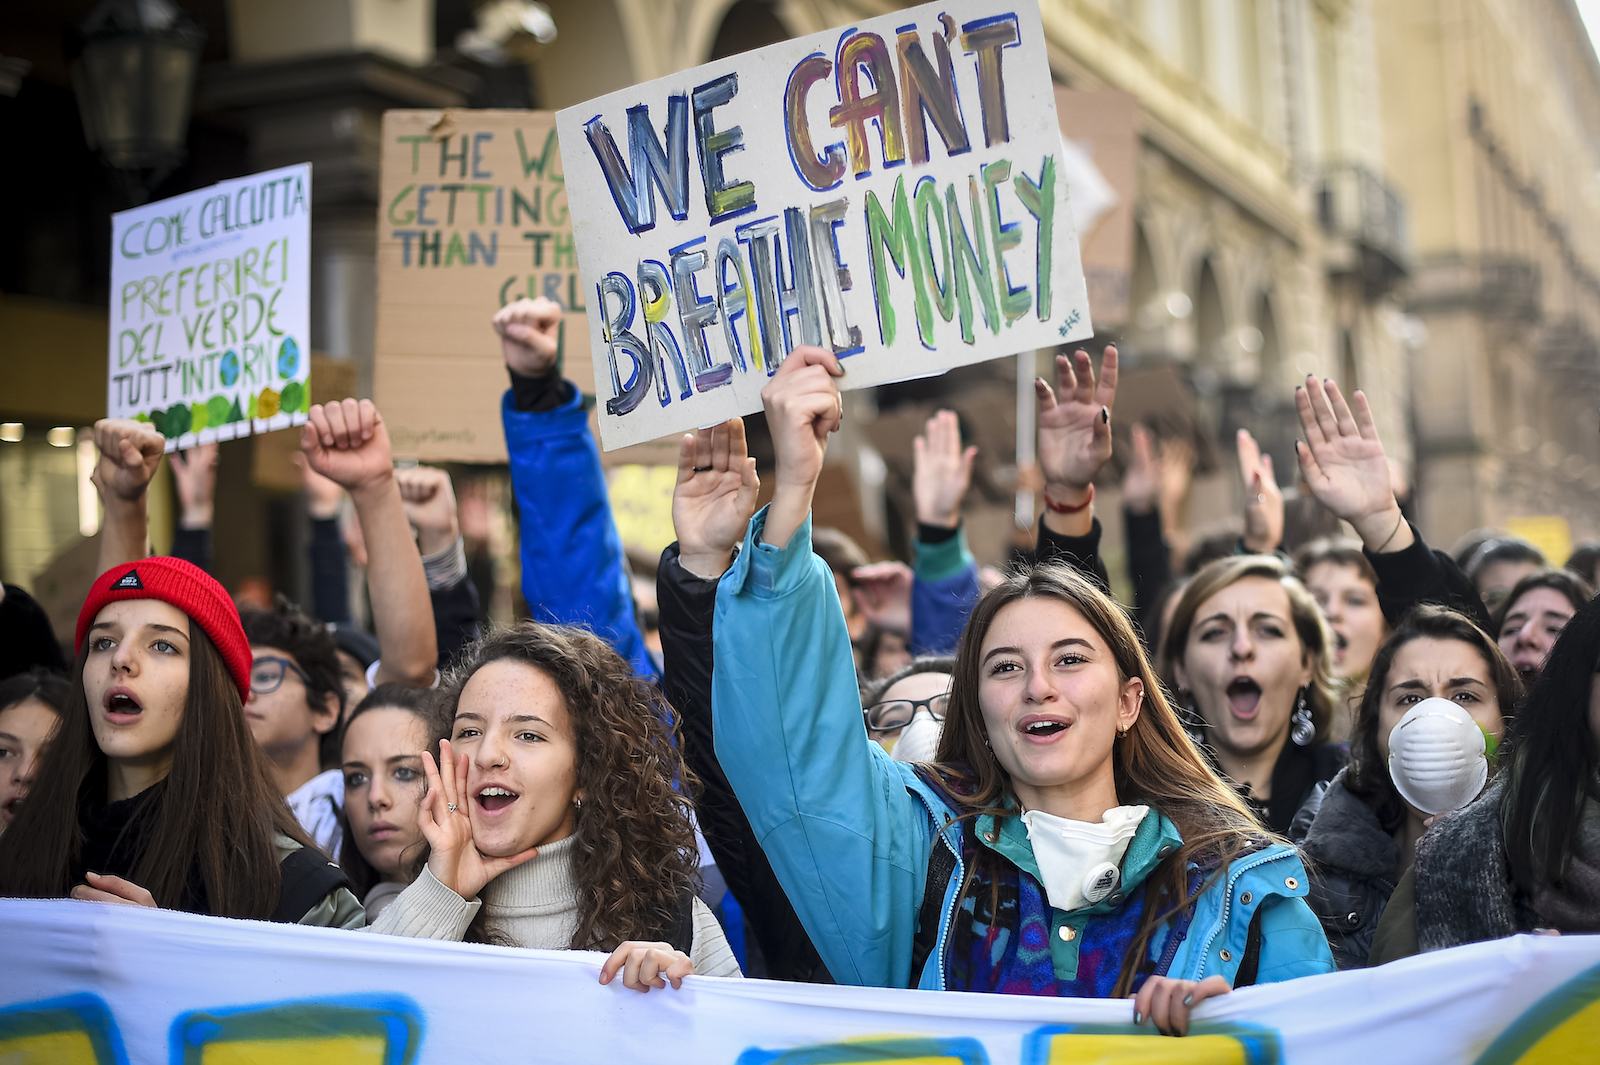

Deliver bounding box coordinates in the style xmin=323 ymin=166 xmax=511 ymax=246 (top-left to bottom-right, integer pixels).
xmin=168 ymin=442 xmax=217 ymax=573
xmin=1237 ymin=429 xmax=1284 ymax=555
xmin=714 ymin=348 xmax=934 ymax=988
xmin=1121 ymin=425 xmax=1172 ymax=639
xmin=1033 ymin=346 xmax=1118 ymax=589
xmin=495 ymin=296 xmax=654 ymax=678
xmin=1295 ymin=376 xmax=1489 ymax=628
xmin=397 ymin=466 xmax=481 ymax=670
xmin=301 ymin=399 xmax=438 ymax=687
xmin=908 ymin=410 xmax=980 ymax=655
xmin=92 ymin=419 xmax=166 ymax=573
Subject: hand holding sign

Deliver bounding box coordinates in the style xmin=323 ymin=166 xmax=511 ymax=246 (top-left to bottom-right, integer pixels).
xmin=761 ymin=347 xmax=844 ymax=551
xmin=493 ymin=297 xmax=562 ymax=378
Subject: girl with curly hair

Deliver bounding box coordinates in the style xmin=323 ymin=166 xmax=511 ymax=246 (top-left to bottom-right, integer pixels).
xmin=366 ymin=623 xmax=740 ymax=991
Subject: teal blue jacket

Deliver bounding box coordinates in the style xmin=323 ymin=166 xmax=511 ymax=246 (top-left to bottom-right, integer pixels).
xmin=712 ymin=509 xmax=1336 ymax=991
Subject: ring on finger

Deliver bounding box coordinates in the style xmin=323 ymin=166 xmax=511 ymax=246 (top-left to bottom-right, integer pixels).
xmin=447 ymin=802 xmax=458 ymax=813
xmin=692 ymin=465 xmax=713 ymax=473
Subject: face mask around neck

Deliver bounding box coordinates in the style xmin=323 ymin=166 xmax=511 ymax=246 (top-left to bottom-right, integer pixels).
xmin=1020 ymin=805 xmax=1150 ymax=912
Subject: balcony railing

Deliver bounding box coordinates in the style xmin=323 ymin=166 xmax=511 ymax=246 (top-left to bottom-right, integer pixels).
xmin=1317 ymin=164 xmax=1409 ymax=293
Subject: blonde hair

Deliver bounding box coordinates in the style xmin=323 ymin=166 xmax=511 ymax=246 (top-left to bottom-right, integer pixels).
xmin=933 ymin=562 xmax=1270 ymax=996
xmin=1160 ymin=554 xmax=1336 ymax=742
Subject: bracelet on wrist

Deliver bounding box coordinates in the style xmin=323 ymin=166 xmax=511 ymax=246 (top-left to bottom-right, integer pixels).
xmin=1043 ymin=483 xmax=1094 ymax=514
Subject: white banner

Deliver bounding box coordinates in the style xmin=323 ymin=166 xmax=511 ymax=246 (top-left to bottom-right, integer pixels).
xmin=1 ymin=898 xmax=1597 ymax=1064
xmin=556 ymin=0 xmax=1091 ymax=449
xmin=107 ymin=164 xmax=312 ymax=452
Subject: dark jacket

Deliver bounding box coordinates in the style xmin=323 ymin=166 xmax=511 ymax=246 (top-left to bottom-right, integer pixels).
xmin=1370 ymin=781 xmax=1519 ymax=964
xmin=657 ymin=543 xmax=831 ymax=982
xmin=1365 ymin=523 xmax=1491 ymax=630
xmin=1289 ymin=769 xmax=1401 ymax=969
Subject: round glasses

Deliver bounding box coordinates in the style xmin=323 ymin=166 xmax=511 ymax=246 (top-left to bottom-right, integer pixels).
xmin=250 ymin=655 xmax=312 ymax=695
xmin=863 ymin=693 xmax=949 ymax=733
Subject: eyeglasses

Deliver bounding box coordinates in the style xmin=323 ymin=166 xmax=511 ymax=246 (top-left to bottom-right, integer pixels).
xmin=864 ymin=693 xmax=950 ymax=733
xmin=251 ymin=655 xmax=312 ymax=695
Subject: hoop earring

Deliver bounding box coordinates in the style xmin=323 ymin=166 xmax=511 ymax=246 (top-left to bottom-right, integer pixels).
xmin=1290 ymin=687 xmax=1315 ymax=747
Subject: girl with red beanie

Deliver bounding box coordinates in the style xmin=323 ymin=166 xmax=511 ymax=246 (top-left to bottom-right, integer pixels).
xmin=0 ymin=556 xmax=364 ymax=925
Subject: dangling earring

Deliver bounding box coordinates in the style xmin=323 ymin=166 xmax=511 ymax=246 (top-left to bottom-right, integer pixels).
xmin=1290 ymin=687 xmax=1315 ymax=747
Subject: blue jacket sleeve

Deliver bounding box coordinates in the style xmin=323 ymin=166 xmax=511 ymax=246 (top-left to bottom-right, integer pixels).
xmin=713 ymin=508 xmax=935 ymax=988
xmin=1252 ymin=895 xmax=1338 ymax=984
xmin=502 ymin=388 xmax=655 ymax=680
xmin=910 ymin=528 xmax=979 ymax=656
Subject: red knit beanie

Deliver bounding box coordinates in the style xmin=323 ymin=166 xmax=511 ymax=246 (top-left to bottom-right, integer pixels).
xmin=76 ymin=557 xmax=253 ymax=702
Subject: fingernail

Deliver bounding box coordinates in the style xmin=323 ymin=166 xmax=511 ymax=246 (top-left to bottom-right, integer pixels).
xmin=1184 ymin=994 xmax=1193 ymax=1005
xmin=1101 ymin=407 xmax=1109 ymax=423
xmin=1133 ymin=1011 xmax=1142 ymax=1025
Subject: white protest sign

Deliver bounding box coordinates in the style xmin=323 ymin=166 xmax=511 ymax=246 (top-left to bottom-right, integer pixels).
xmin=4 ymin=899 xmax=1600 ymax=1064
xmin=557 ymin=0 xmax=1090 ymax=450
xmin=107 ymin=163 xmax=312 ymax=452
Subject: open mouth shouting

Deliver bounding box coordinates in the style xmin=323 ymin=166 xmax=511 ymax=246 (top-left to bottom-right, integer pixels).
xmin=1225 ymin=676 xmax=1262 ymax=721
xmin=1332 ymin=630 xmax=1349 ymax=665
xmin=104 ymin=686 xmax=145 ymax=725
xmin=1017 ymin=714 xmax=1071 ymax=743
xmin=476 ymin=785 xmax=520 ymax=814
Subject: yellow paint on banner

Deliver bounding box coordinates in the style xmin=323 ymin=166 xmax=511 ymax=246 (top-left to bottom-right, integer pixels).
xmin=1504 ymin=516 xmax=1572 ymax=569
xmin=199 ymin=1034 xmax=389 ymax=1064
xmin=1032 ymin=1033 xmax=1247 ymax=1064
xmin=0 ymin=1029 xmax=102 ymax=1064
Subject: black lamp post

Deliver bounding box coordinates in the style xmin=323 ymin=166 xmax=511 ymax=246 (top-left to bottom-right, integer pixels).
xmin=69 ymin=0 xmax=206 ymax=204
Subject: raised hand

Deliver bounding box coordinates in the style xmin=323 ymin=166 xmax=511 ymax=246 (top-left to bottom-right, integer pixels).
xmin=913 ymin=409 xmax=977 ymax=528
xmin=761 ymin=346 xmax=845 ymax=550
xmin=493 ymin=296 xmax=562 ymax=377
xmin=1294 ymin=376 xmax=1412 ymax=553
xmin=852 ymin=561 xmax=913 ymax=637
xmin=1122 ymin=424 xmax=1161 ymax=514
xmin=1037 ymin=347 xmax=1118 ymax=497
xmin=418 ymin=739 xmax=538 ymax=901
xmin=301 ymin=399 xmax=394 ymax=500
xmin=1132 ymin=974 xmax=1231 ymax=1037
xmin=673 ymin=419 xmax=760 ymax=580
xmin=1237 ymin=429 xmax=1284 ymax=554
xmin=397 ymin=466 xmax=461 ymax=557
xmin=170 ymin=442 xmax=218 ymax=530
xmin=92 ymin=419 xmax=165 ymax=505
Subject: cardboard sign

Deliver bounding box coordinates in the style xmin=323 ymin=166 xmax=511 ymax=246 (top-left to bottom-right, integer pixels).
xmin=374 ymin=109 xmax=592 ymax=463
xmin=108 ymin=163 xmax=311 ymax=452
xmin=557 ymin=0 xmax=1091 ymax=450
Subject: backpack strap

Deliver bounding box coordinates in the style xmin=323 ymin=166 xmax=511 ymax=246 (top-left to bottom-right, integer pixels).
xmin=665 ymin=883 xmax=697 ymax=957
xmin=271 ymin=845 xmax=351 ymax=924
xmin=1232 ymin=906 xmax=1266 ymax=987
xmin=909 ymin=833 xmax=958 ymax=988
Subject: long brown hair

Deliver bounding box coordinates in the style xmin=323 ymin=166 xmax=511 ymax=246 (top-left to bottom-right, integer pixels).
xmin=933 ymin=562 xmax=1270 ymax=996
xmin=1345 ymin=605 xmax=1522 ymax=834
xmin=1161 ymin=554 xmax=1336 ymax=742
xmin=0 ymin=622 xmax=314 ymax=918
xmin=434 ymin=624 xmax=699 ymax=950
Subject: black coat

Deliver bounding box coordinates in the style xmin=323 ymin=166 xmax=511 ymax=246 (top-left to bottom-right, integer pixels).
xmin=1290 ymin=769 xmax=1401 ymax=969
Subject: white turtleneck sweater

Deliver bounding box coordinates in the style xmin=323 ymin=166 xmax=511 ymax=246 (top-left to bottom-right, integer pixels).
xmin=367 ymin=835 xmax=741 ymax=978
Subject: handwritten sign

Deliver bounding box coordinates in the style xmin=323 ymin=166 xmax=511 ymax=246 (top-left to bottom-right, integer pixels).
xmin=374 ymin=110 xmax=591 ymax=463
xmin=108 ymin=164 xmax=311 ymax=451
xmin=557 ymin=0 xmax=1090 ymax=450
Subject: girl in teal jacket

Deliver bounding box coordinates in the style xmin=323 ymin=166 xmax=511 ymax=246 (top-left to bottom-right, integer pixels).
xmin=710 ymin=345 xmax=1334 ymax=1035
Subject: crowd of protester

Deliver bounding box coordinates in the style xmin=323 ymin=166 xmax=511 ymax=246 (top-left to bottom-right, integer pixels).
xmin=2 ymin=297 xmax=1598 ymax=1028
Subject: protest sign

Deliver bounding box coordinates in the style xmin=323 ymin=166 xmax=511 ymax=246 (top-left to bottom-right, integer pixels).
xmin=557 ymin=0 xmax=1092 ymax=450
xmin=374 ymin=109 xmax=591 ymax=463
xmin=3 ymin=898 xmax=1599 ymax=1064
xmin=108 ymin=164 xmax=311 ymax=452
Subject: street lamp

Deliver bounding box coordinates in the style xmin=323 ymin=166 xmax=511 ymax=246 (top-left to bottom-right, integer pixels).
xmin=69 ymin=0 xmax=206 ymax=203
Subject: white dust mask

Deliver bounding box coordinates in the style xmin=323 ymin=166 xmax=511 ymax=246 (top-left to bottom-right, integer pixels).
xmin=889 ymin=712 xmax=944 ymax=764
xmin=1021 ymin=805 xmax=1149 ymax=912
xmin=1388 ymin=697 xmax=1488 ymax=817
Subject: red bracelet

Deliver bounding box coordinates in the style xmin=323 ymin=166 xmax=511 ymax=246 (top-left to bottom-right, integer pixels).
xmin=1043 ymin=483 xmax=1094 ymax=514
